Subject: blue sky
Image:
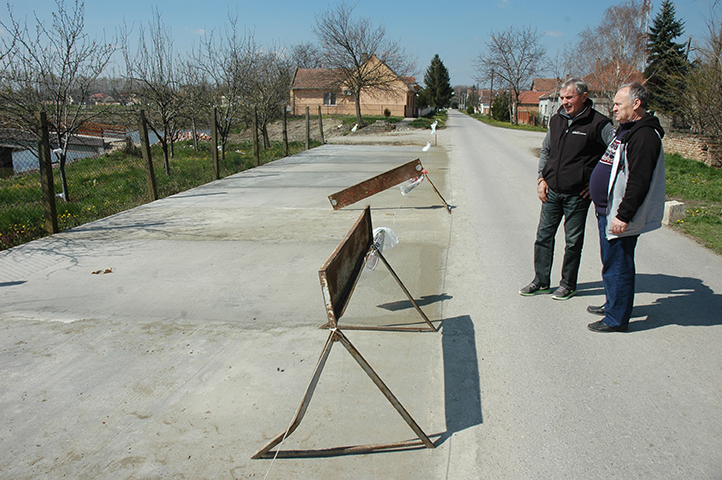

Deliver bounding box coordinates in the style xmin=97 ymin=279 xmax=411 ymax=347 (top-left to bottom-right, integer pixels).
xmin=2 ymin=0 xmax=717 ymax=86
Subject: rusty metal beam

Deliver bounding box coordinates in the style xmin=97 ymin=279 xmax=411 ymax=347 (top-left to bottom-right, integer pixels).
xmin=375 ymin=248 xmax=438 ymax=332
xmin=424 ymin=174 xmax=451 ymax=214
xmin=328 ymin=159 xmax=424 ymax=210
xmin=251 ymin=330 xmax=337 ymax=459
xmin=318 ymin=206 xmax=373 ymax=329
xmin=252 ymin=329 xmax=435 ymax=459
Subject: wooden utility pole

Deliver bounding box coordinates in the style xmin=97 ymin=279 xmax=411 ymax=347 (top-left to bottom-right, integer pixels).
xmin=139 ymin=110 xmax=158 ymax=201
xmin=212 ymin=107 xmax=220 ymax=180
xmin=253 ymin=106 xmax=260 ymax=167
xmin=36 ymin=112 xmax=58 ymax=234
xmin=305 ymin=106 xmax=310 ymax=150
xmin=282 ymin=108 xmax=289 ymax=157
xmin=318 ymin=106 xmax=325 ymax=144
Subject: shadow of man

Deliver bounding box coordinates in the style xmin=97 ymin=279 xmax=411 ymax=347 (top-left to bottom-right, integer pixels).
xmin=579 ymin=274 xmax=722 ymax=331
xmin=437 ymin=315 xmax=483 ymax=445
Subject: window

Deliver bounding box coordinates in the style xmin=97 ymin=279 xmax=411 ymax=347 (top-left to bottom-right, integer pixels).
xmin=323 ymin=92 xmax=337 ymax=106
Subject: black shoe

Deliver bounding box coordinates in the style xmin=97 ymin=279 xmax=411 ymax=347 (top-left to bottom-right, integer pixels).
xmin=587 ymin=319 xmax=628 ymax=333
xmin=587 ymin=305 xmax=606 ymax=316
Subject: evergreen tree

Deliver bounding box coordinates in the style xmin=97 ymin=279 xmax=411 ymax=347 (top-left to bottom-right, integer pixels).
xmin=423 ymin=54 xmax=453 ymax=111
xmin=492 ymin=93 xmax=510 ymax=122
xmin=645 ymin=0 xmax=688 ymax=117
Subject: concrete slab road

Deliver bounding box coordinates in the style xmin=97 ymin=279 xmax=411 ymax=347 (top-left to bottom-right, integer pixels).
xmin=0 ymin=143 xmax=454 ymax=478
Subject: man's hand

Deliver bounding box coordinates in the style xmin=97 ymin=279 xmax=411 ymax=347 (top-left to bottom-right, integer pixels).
xmin=537 ymin=179 xmax=548 ymax=203
xmin=611 ymin=217 xmax=628 ymax=234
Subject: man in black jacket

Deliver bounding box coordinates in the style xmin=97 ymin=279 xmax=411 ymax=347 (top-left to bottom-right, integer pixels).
xmin=520 ymin=78 xmax=614 ymax=299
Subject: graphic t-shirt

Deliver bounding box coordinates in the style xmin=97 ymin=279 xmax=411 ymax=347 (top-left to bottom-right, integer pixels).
xmin=589 ymin=123 xmax=634 ymax=215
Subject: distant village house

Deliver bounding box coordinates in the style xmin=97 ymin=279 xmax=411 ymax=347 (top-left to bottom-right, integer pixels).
xmin=289 ymin=56 xmax=420 ymax=118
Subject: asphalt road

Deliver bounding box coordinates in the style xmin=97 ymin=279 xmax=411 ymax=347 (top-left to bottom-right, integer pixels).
xmin=441 ymin=109 xmax=722 ymax=479
xmin=1 ymin=110 xmax=720 ymax=479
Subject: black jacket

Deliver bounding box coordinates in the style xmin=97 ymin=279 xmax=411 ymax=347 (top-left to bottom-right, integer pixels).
xmin=615 ymin=113 xmax=665 ymax=223
xmin=541 ymin=101 xmax=612 ymax=194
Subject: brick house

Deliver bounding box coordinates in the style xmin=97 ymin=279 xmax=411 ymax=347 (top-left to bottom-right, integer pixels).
xmin=517 ymin=78 xmax=561 ymax=125
xmin=289 ymin=56 xmax=420 ymax=117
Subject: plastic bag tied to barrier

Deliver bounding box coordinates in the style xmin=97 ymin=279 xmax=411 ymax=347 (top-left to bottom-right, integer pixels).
xmin=365 ymin=227 xmax=399 ymax=271
xmin=399 ymin=169 xmax=428 ymax=196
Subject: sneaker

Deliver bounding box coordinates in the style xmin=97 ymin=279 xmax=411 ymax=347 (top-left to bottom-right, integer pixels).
xmin=551 ymin=286 xmax=577 ymax=300
xmin=519 ymin=282 xmax=551 ymax=296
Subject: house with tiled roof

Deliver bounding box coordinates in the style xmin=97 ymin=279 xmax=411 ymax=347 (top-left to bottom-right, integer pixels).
xmin=517 ymin=90 xmax=547 ymax=125
xmin=289 ymin=56 xmax=419 ymax=118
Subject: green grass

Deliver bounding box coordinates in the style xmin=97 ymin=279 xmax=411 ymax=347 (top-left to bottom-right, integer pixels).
xmin=408 ymin=111 xmax=448 ymax=129
xmin=665 ymin=153 xmax=722 ymax=254
xmin=0 ymin=139 xmax=318 ymax=250
xmin=468 ymin=112 xmax=547 ymax=132
xmin=337 ymin=114 xmax=404 ymax=125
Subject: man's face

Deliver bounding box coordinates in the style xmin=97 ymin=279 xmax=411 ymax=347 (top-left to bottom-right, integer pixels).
xmin=613 ymin=87 xmax=640 ymax=124
xmin=560 ymin=85 xmax=587 ymax=117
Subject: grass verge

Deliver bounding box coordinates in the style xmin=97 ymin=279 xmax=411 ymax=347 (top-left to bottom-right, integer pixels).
xmin=468 ymin=112 xmax=547 ymax=133
xmin=408 ymin=111 xmax=448 ymax=129
xmin=665 ymin=153 xmax=722 ymax=255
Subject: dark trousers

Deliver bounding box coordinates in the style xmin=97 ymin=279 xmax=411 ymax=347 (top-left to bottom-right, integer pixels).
xmin=533 ymin=188 xmax=591 ymax=290
xmin=597 ymin=214 xmax=638 ymax=327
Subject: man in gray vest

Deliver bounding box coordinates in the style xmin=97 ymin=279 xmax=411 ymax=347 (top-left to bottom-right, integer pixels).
xmin=587 ymin=82 xmax=665 ymax=332
xmin=520 ymin=78 xmax=614 ymax=300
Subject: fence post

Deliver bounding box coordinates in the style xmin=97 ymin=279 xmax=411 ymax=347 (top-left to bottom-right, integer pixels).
xmin=139 ymin=110 xmax=158 ymax=201
xmin=305 ymin=106 xmax=310 ymax=150
xmin=253 ymin=106 xmax=260 ymax=167
xmin=318 ymin=106 xmax=325 ymax=144
xmin=212 ymin=107 xmax=220 ymax=180
xmin=37 ymin=112 xmax=58 ymax=234
xmin=282 ymin=108 xmax=289 ymax=157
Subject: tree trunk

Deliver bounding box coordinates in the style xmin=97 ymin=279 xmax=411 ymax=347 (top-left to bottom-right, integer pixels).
xmin=59 ymin=153 xmax=70 ymax=203
xmin=161 ymin=139 xmax=170 ymax=175
xmin=355 ymin=89 xmax=365 ymax=127
xmin=262 ymin=123 xmax=270 ymax=149
xmin=192 ymin=118 xmax=199 ymax=151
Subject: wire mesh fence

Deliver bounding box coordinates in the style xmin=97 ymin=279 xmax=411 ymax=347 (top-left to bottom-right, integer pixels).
xmin=1 ymin=112 xmax=318 ymax=251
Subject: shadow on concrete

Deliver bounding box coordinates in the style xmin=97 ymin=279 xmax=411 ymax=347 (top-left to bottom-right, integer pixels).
xmin=376 ymin=293 xmax=453 ymax=311
xmin=579 ymin=274 xmax=722 ymax=330
xmin=435 ymin=315 xmax=483 ymax=446
xmin=0 ymin=281 xmax=27 ymax=287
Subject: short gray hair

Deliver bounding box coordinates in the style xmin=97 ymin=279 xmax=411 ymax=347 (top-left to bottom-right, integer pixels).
xmin=561 ymin=78 xmax=589 ymax=96
xmin=620 ymin=82 xmax=649 ymax=109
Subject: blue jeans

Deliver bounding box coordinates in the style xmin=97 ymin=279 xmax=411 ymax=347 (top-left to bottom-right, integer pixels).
xmin=597 ymin=214 xmax=638 ymax=328
xmin=533 ymin=188 xmax=591 ymax=290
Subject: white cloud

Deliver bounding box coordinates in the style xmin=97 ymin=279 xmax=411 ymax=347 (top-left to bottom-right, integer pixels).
xmin=545 ymin=30 xmax=564 ymax=37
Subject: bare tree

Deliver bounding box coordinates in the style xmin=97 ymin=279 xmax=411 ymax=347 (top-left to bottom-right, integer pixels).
xmin=247 ymin=46 xmax=294 ymax=148
xmin=476 ymin=25 xmax=546 ymax=124
xmin=122 ymin=8 xmax=187 ymax=175
xmin=570 ymin=0 xmax=651 ymax=115
xmin=0 ymin=0 xmax=114 ymax=201
xmin=190 ymin=15 xmax=256 ymax=162
xmin=289 ymin=42 xmax=324 ymax=69
xmin=313 ymin=2 xmax=414 ymax=127
xmin=682 ymin=4 xmax=722 ymax=138
xmin=178 ymin=62 xmax=211 ymax=152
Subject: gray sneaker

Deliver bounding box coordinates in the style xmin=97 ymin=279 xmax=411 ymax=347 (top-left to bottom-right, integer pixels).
xmin=519 ymin=282 xmax=551 ymax=296
xmin=551 ymin=286 xmax=577 ymax=300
